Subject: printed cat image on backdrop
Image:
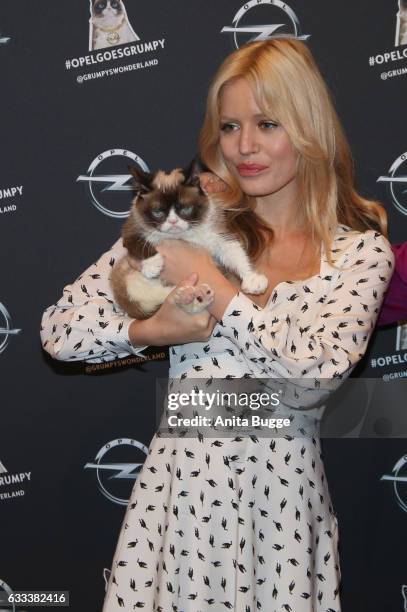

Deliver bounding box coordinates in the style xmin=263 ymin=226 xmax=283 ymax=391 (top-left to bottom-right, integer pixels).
xmin=396 ymin=0 xmax=407 ymax=46
xmin=89 ymin=0 xmax=139 ymax=51
xmin=396 ymin=321 xmax=407 ymax=350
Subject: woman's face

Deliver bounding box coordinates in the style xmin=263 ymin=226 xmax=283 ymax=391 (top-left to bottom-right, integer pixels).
xmin=218 ymin=77 xmax=298 ymax=199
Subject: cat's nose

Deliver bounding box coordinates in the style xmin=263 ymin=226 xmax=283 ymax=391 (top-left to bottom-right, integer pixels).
xmin=168 ymin=219 xmax=178 ymax=225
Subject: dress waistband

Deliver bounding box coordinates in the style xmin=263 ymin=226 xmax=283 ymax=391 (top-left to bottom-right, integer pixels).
xmin=168 ymin=353 xmax=248 ymax=379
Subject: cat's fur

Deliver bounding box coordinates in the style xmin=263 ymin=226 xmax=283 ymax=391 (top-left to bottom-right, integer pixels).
xmin=89 ymin=0 xmax=139 ymax=51
xmin=110 ymin=163 xmax=268 ymax=319
xmin=396 ymin=0 xmax=407 ymax=46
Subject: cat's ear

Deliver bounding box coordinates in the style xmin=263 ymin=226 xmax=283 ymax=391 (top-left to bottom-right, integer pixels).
xmin=128 ymin=165 xmax=152 ymax=195
xmin=183 ymin=157 xmax=208 ymax=190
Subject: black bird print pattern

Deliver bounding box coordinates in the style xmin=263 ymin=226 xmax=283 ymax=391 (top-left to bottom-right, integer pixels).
xmin=40 ymin=225 xmax=394 ymax=611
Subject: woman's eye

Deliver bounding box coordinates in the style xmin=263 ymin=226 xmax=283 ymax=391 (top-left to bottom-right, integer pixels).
xmin=259 ymin=120 xmax=278 ymax=130
xmin=220 ymin=123 xmax=238 ymax=133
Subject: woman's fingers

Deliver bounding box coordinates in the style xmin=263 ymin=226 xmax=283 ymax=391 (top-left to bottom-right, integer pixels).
xmin=199 ymin=172 xmax=228 ymax=194
xmin=177 ymin=273 xmax=198 ymax=287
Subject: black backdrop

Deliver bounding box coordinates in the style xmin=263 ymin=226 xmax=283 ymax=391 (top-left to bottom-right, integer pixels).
xmin=1 ymin=1 xmax=407 ymax=611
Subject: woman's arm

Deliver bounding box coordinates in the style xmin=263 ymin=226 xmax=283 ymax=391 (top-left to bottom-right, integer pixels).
xmin=40 ymin=239 xmax=149 ymax=363
xmin=40 ymin=241 xmax=218 ymax=363
xmin=213 ymin=230 xmax=395 ymax=380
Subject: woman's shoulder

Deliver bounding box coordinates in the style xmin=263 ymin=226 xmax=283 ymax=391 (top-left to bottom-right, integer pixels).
xmin=331 ymin=223 xmax=394 ymax=265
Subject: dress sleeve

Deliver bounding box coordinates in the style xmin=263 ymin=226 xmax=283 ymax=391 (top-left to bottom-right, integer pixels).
xmin=377 ymin=242 xmax=407 ymax=326
xmin=216 ymin=230 xmax=395 ymax=381
xmin=40 ymin=238 xmax=148 ymax=363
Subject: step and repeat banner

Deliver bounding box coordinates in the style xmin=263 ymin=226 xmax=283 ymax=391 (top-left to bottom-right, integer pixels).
xmin=1 ymin=1 xmax=407 ymax=611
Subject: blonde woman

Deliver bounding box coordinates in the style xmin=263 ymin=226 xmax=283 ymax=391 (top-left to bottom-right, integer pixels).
xmin=41 ymin=39 xmax=394 ymax=611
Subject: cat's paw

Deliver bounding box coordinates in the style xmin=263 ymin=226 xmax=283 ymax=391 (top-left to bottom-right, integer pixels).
xmin=241 ymin=272 xmax=268 ymax=295
xmin=141 ymin=254 xmax=164 ymax=279
xmin=173 ymin=284 xmax=214 ymax=313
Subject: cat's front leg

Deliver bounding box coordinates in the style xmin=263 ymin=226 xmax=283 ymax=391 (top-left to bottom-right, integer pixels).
xmin=141 ymin=253 xmax=165 ymax=279
xmin=173 ymin=284 xmax=214 ymax=314
xmin=240 ymin=271 xmax=269 ymax=295
xmin=215 ymin=239 xmax=268 ymax=295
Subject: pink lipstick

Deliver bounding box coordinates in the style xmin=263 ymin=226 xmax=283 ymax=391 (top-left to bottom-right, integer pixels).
xmin=236 ymin=164 xmax=268 ymax=177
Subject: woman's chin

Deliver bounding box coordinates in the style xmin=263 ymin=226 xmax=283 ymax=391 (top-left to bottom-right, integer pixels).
xmin=236 ymin=182 xmax=274 ymax=198
xmin=232 ymin=175 xmax=270 ymax=195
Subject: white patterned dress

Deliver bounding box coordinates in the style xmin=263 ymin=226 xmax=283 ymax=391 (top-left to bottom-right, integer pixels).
xmin=40 ymin=224 xmax=394 ymax=612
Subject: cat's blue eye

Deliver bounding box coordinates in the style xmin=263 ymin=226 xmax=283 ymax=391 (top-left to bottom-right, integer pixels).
xmin=151 ymin=210 xmax=165 ymax=220
xmin=259 ymin=120 xmax=279 ymax=130
xmin=110 ymin=0 xmax=120 ymax=8
xmin=95 ymin=1 xmax=106 ymax=11
xmin=220 ymin=123 xmax=238 ymax=133
xmin=181 ymin=205 xmax=194 ymax=215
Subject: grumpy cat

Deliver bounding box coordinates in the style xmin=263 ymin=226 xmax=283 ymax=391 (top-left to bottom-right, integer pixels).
xmin=110 ymin=163 xmax=268 ymax=320
xmin=89 ymin=0 xmax=139 ymax=51
xmin=396 ymin=0 xmax=407 ymax=46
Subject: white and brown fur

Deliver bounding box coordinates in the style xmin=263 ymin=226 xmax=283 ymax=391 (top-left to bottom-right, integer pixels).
xmin=89 ymin=0 xmax=139 ymax=51
xmin=396 ymin=0 xmax=407 ymax=46
xmin=110 ymin=163 xmax=268 ymax=319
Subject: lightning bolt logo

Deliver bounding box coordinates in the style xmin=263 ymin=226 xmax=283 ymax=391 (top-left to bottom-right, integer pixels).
xmin=76 ymin=174 xmax=133 ymax=191
xmin=0 ymin=303 xmax=21 ymax=355
xmin=85 ymin=438 xmax=149 ymax=506
xmin=381 ymin=454 xmax=407 ymax=513
xmin=221 ymin=23 xmax=287 ymax=41
xmin=377 ymin=153 xmax=407 ymax=216
xmin=77 ymin=149 xmax=150 ymax=219
xmin=84 ymin=462 xmax=143 ymax=479
xmin=377 ymin=175 xmax=407 ymax=193
xmin=0 ymin=580 xmax=15 ymax=612
xmin=0 ymin=31 xmax=10 ymax=45
xmin=221 ymin=0 xmax=310 ymax=49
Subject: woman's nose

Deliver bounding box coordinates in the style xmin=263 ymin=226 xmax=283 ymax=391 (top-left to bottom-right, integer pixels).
xmin=239 ymin=127 xmax=259 ymax=156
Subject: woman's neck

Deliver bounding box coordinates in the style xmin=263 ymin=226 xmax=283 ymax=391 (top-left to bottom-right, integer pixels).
xmin=254 ymin=183 xmax=304 ymax=237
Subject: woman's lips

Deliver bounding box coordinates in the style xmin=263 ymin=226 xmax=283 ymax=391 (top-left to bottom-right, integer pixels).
xmin=236 ymin=164 xmax=268 ymax=177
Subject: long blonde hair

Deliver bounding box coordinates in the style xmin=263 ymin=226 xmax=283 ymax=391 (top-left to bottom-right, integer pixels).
xmin=199 ymin=38 xmax=387 ymax=263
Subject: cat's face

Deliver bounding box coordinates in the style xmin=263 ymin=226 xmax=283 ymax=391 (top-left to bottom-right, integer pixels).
xmin=91 ymin=0 xmax=125 ymax=24
xmin=129 ymin=167 xmax=210 ymax=236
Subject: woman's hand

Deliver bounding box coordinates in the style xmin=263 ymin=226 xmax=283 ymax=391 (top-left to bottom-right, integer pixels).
xmin=199 ymin=172 xmax=228 ymax=195
xmin=156 ymin=240 xmax=238 ymax=321
xmin=156 ymin=240 xmax=217 ymax=286
xmin=128 ymin=274 xmax=217 ymax=347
